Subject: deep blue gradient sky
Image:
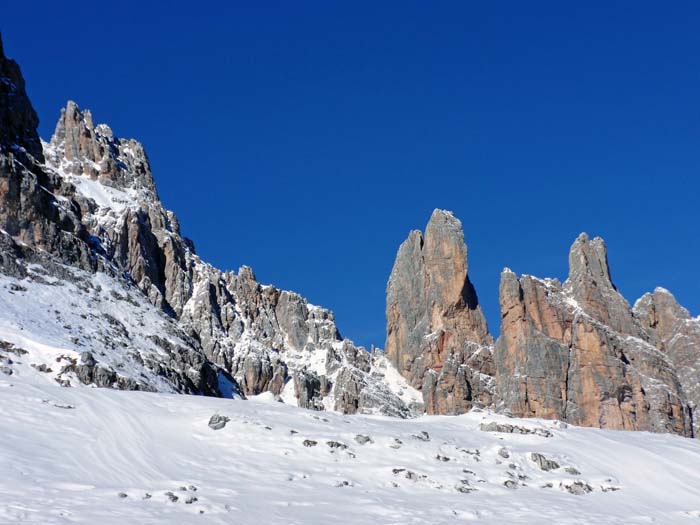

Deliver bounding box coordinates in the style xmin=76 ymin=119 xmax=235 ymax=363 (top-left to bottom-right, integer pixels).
xmin=3 ymin=2 xmax=699 ymax=348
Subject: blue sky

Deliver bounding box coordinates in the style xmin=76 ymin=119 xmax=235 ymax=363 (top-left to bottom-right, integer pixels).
xmin=3 ymin=2 xmax=699 ymax=347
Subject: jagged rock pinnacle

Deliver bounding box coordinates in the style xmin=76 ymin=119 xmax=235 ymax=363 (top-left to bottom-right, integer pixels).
xmin=385 ymin=208 xmax=493 ymax=415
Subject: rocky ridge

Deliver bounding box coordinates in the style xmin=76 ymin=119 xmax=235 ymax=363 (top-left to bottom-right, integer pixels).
xmin=494 ymin=234 xmax=691 ymax=435
xmin=0 ymin=38 xmax=419 ymax=417
xmin=386 ymin=214 xmax=696 ymax=437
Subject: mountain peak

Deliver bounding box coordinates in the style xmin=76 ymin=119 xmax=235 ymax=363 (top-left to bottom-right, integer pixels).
xmin=47 ymin=101 xmax=156 ymax=194
xmin=386 ymin=209 xmax=493 ymax=415
xmin=567 ymin=232 xmax=612 ymax=287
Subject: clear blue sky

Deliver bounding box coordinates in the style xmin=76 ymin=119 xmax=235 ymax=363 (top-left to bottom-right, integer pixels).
xmin=3 ymin=2 xmax=699 ymax=348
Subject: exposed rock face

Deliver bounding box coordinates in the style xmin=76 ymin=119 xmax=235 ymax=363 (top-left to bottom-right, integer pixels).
xmin=48 ymin=101 xmax=157 ymax=191
xmin=495 ymin=234 xmax=692 ymax=436
xmin=293 ymin=369 xmax=325 ymax=410
xmin=386 ymin=209 xmax=494 ymax=414
xmin=634 ymin=288 xmax=700 ymax=437
xmin=0 ymin=39 xmax=93 ymax=264
xmin=0 ymin=36 xmax=42 ymax=160
xmin=566 ymin=235 xmax=638 ymax=335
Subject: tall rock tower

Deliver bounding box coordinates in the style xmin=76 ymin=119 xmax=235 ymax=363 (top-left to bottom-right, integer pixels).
xmin=385 ymin=209 xmax=495 ymax=414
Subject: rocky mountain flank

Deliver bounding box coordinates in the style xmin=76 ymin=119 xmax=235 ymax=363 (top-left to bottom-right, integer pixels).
xmin=387 ymin=212 xmax=697 ymax=437
xmin=0 ymin=38 xmax=419 ymax=417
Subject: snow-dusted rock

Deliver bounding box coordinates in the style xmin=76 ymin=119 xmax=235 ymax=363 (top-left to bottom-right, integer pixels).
xmin=0 ymin=37 xmax=417 ymax=416
xmin=494 ymin=234 xmax=691 ymax=436
xmin=634 ymin=287 xmax=700 ymax=437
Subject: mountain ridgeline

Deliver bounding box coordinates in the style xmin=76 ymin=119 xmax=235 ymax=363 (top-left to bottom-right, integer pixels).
xmin=0 ymin=36 xmax=418 ymax=418
xmin=386 ymin=211 xmax=699 ymax=437
xmin=1 ymin=37 xmax=698 ymax=437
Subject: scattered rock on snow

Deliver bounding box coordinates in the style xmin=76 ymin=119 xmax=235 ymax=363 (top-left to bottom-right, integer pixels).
xmin=530 ymin=452 xmax=560 ymax=471
xmin=390 ymin=438 xmax=403 ymax=449
xmin=480 ymin=422 xmax=553 ymax=437
xmin=208 ymin=414 xmax=230 ymax=430
xmin=412 ymin=431 xmax=430 ymax=442
xmin=562 ymin=481 xmax=593 ymax=495
xmin=455 ymin=480 xmax=476 ymax=493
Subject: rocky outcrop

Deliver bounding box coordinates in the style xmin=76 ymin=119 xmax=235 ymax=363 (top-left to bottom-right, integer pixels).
xmin=293 ymin=369 xmax=326 ymax=410
xmin=385 ymin=209 xmax=494 ymax=414
xmin=634 ymin=288 xmax=700 ymax=437
xmin=495 ymin=234 xmax=692 ymax=436
xmin=0 ymin=36 xmax=42 ymax=161
xmin=48 ymin=101 xmax=157 ymax=191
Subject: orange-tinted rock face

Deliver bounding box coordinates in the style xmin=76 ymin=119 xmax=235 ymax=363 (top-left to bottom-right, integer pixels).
xmin=495 ymin=234 xmax=692 ymax=436
xmin=385 ymin=209 xmax=494 ymax=414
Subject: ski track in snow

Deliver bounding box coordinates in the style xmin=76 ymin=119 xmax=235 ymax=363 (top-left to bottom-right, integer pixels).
xmin=1 ymin=374 xmax=700 ymax=524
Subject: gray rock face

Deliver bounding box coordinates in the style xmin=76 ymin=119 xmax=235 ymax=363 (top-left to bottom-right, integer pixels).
xmin=385 ymin=209 xmax=494 ymax=414
xmin=0 ymin=40 xmax=92 ymax=267
xmin=293 ymin=369 xmax=325 ymax=410
xmin=48 ymin=100 xmax=157 ymax=192
xmin=634 ymin=288 xmax=700 ymax=437
xmin=0 ymin=36 xmax=43 ymax=161
xmin=332 ymin=363 xmax=414 ymax=418
xmin=495 ymin=234 xmax=692 ymax=436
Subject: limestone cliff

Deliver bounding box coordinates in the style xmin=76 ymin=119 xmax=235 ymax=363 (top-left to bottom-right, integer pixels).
xmin=634 ymin=288 xmax=700 ymax=436
xmin=494 ymin=234 xmax=692 ymax=436
xmin=385 ymin=209 xmax=494 ymax=414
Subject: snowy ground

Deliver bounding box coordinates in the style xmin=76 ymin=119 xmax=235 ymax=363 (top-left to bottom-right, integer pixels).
xmin=2 ymin=375 xmax=700 ymax=524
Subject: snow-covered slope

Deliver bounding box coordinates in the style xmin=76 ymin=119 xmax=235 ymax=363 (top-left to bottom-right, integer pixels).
xmin=0 ymin=249 xmax=236 ymax=397
xmin=2 ymin=372 xmax=700 ymax=524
